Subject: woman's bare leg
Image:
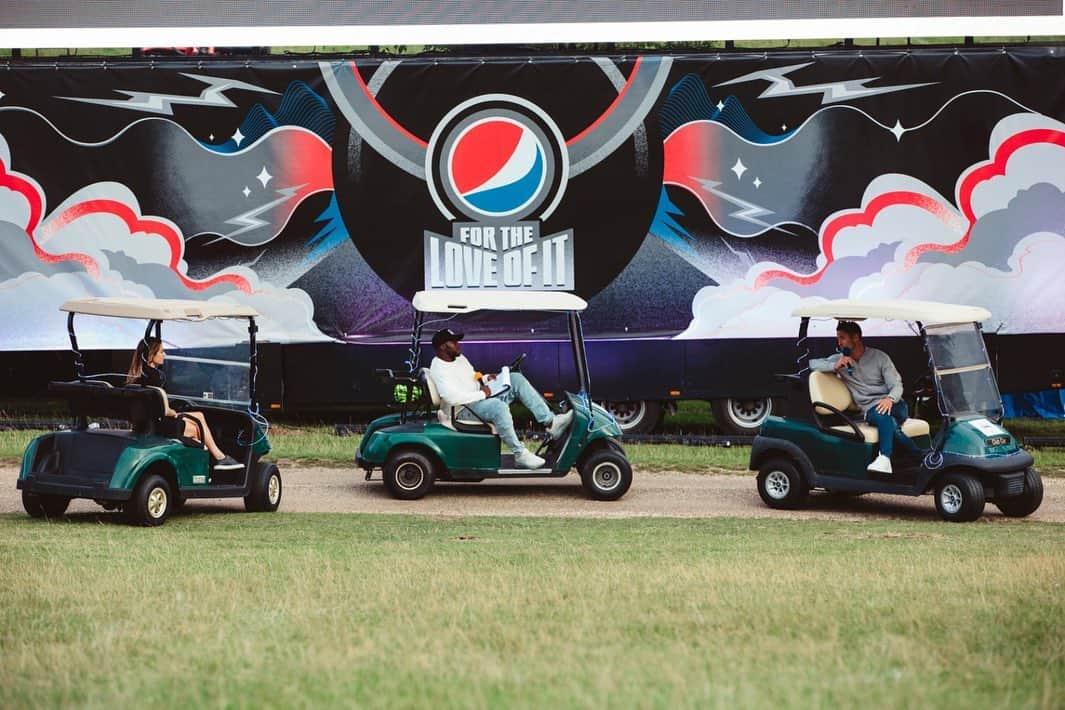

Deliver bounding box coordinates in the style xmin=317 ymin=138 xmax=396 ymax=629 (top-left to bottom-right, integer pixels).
xmin=184 ymin=411 xmax=225 ymax=460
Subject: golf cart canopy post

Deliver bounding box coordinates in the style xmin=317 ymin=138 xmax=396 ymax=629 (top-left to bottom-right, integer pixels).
xmin=60 ymin=297 xmax=262 ymax=410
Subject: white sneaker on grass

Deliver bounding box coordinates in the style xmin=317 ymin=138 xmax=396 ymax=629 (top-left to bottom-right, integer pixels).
xmin=867 ymin=453 xmax=892 ymax=474
xmin=514 ymin=449 xmax=546 ymax=469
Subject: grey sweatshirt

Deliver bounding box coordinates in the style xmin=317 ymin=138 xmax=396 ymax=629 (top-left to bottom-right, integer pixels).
xmin=809 ymin=347 xmax=904 ymax=414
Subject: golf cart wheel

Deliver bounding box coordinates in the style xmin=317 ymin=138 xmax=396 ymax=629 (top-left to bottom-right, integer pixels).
xmin=245 ymin=462 xmax=283 ymax=512
xmin=756 ymin=458 xmax=809 ymax=510
xmin=934 ymin=472 xmax=986 ymax=523
xmin=600 ymin=400 xmax=662 ymax=435
xmin=995 ymin=468 xmax=1043 ymax=518
xmin=22 ymin=491 xmax=71 ymax=519
xmin=126 ymin=473 xmax=173 ymax=527
xmin=383 ymin=450 xmax=436 ymax=500
xmin=579 ymin=449 xmax=633 ymax=501
xmin=712 ymin=397 xmax=773 ymax=436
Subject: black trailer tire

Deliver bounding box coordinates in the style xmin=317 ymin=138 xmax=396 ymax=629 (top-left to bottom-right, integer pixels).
xmin=383 ymin=450 xmax=437 ymax=500
xmin=22 ymin=491 xmax=71 ymax=519
xmin=600 ymin=400 xmax=662 ymax=435
xmin=757 ymin=458 xmax=809 ymax=509
xmin=245 ymin=462 xmax=283 ymax=512
xmin=995 ymin=468 xmax=1043 ymax=518
xmin=579 ymin=449 xmax=633 ymax=501
xmin=125 ymin=474 xmax=173 ymax=527
xmin=934 ymin=471 xmax=986 ymax=522
xmin=712 ymin=397 xmax=773 ymax=436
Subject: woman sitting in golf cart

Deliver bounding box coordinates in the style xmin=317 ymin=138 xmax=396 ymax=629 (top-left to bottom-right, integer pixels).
xmin=126 ymin=337 xmax=242 ymax=471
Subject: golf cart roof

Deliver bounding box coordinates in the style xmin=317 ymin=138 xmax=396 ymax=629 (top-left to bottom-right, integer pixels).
xmin=412 ymin=290 xmax=587 ymax=314
xmin=61 ymin=297 xmax=259 ymax=321
xmin=792 ymin=299 xmax=991 ymax=325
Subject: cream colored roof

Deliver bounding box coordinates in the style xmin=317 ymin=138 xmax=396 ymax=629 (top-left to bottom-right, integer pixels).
xmin=61 ymin=298 xmax=258 ymax=320
xmin=792 ymin=299 xmax=991 ymax=325
xmin=412 ymin=290 xmax=587 ymax=313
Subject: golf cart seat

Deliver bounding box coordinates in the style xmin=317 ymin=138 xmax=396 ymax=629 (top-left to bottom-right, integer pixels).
xmin=809 ymin=371 xmax=930 ymax=443
xmin=419 ymin=368 xmax=498 ymax=435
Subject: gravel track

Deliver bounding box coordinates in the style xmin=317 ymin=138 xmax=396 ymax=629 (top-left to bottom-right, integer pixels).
xmin=3 ymin=465 xmax=1063 ymax=523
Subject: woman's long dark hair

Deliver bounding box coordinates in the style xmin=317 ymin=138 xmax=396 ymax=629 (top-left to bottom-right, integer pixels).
xmin=126 ymin=337 xmax=163 ymax=385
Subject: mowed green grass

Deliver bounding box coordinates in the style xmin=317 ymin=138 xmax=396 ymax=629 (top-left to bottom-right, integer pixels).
xmin=0 ymin=514 xmax=1061 ymax=708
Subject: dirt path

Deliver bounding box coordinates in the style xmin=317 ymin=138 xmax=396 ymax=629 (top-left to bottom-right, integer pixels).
xmin=3 ymin=464 xmax=1063 ymax=523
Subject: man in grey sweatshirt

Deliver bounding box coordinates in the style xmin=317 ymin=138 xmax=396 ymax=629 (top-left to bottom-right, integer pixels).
xmin=810 ymin=321 xmax=924 ymax=474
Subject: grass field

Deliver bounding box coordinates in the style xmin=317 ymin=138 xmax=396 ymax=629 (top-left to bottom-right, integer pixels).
xmin=1 ymin=514 xmax=1061 ymax=708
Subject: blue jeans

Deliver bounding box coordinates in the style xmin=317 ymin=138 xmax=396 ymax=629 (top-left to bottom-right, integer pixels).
xmin=462 ymin=373 xmax=554 ymax=453
xmin=865 ymin=400 xmax=923 ymax=458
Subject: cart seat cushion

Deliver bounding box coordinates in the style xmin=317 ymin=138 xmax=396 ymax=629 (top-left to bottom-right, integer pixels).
xmin=48 ymin=380 xmax=167 ymax=424
xmin=421 ymin=368 xmax=497 ymax=434
xmin=809 ymin=371 xmax=860 ymax=414
xmin=830 ymin=418 xmax=930 ymax=443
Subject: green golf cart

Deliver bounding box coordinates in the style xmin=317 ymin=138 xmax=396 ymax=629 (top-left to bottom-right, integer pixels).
xmin=750 ymin=299 xmax=1042 ymax=522
xmin=18 ymin=297 xmax=280 ymax=526
xmin=356 ymin=290 xmax=631 ymax=501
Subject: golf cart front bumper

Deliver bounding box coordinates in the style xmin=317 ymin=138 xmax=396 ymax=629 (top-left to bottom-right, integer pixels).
xmin=17 ymin=475 xmax=131 ymax=501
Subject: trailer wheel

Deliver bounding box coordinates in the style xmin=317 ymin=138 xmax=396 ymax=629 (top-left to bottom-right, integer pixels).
xmin=22 ymin=491 xmax=71 ymax=519
xmin=934 ymin=471 xmax=985 ymax=522
xmin=712 ymin=397 xmax=773 ymax=435
xmin=995 ymin=468 xmax=1043 ymax=518
xmin=579 ymin=449 xmax=632 ymax=501
xmin=383 ymin=450 xmax=437 ymax=500
xmin=600 ymin=400 xmax=662 ymax=435
xmin=756 ymin=458 xmax=808 ymax=509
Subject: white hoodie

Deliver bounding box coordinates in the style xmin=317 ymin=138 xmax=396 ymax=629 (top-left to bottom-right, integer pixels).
xmin=429 ymin=354 xmax=486 ymax=408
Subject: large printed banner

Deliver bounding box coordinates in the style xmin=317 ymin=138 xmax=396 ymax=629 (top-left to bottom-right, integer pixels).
xmin=0 ymin=50 xmax=1063 ymax=348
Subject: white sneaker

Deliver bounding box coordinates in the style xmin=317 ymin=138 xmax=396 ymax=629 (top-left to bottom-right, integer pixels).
xmin=514 ymin=449 xmax=546 ymax=469
xmin=867 ymin=453 xmax=892 ymax=474
xmin=547 ymin=410 xmax=575 ymax=440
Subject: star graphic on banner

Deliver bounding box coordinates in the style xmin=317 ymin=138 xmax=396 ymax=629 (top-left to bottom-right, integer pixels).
xmin=233 ymin=128 xmax=245 ymax=147
xmin=242 ymin=185 xmax=251 ymax=198
xmin=753 ymin=177 xmax=762 ymax=188
xmin=731 ymin=158 xmax=747 ymax=179
xmin=256 ymin=166 xmax=272 ymax=188
xmin=890 ymin=120 xmax=906 ymax=141
xmin=209 ymin=133 xmax=214 ymax=141
xmin=781 ymin=123 xmax=787 ymax=131
xmin=716 ymin=100 xmax=725 ymax=111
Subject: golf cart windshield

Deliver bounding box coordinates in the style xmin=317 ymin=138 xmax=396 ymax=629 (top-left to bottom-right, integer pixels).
xmin=163 ymin=345 xmax=251 ymax=407
xmin=925 ymin=323 xmax=1003 ymax=420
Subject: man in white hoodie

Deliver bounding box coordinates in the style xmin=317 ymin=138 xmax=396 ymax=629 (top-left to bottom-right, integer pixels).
xmin=428 ymin=328 xmax=574 ymax=469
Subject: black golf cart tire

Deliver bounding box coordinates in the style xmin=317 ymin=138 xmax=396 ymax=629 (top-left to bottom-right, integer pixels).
xmin=579 ymin=449 xmax=633 ymax=501
xmin=383 ymin=450 xmax=437 ymax=500
xmin=22 ymin=491 xmax=71 ymax=519
xmin=245 ymin=462 xmax=283 ymax=512
xmin=934 ymin=471 xmax=986 ymax=522
xmin=600 ymin=400 xmax=662 ymax=435
xmin=995 ymin=468 xmax=1043 ymax=518
xmin=756 ymin=457 xmax=809 ymax=510
xmin=712 ymin=397 xmax=773 ymax=436
xmin=126 ymin=473 xmax=173 ymax=527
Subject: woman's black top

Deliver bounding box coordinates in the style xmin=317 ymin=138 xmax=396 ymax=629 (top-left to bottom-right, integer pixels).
xmin=138 ymin=365 xmax=166 ymax=389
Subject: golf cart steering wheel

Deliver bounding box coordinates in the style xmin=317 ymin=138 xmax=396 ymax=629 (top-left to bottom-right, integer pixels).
xmin=910 ymin=372 xmax=937 ymax=417
xmin=508 ymin=352 xmax=527 ymax=372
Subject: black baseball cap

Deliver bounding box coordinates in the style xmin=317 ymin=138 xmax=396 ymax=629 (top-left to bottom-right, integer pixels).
xmin=431 ymin=328 xmax=464 ymax=349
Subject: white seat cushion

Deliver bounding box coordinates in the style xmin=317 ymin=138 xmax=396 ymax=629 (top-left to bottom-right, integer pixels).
xmin=811 ymin=371 xmax=929 ymax=442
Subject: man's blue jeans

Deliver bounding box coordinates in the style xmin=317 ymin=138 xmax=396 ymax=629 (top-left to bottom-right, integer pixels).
xmin=865 ymin=400 xmax=922 ymax=458
xmin=462 ymin=373 xmax=554 ymax=453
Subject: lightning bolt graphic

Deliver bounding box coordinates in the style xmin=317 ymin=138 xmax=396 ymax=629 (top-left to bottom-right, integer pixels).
xmin=716 ymin=62 xmax=934 ymax=105
xmin=693 ymin=177 xmax=779 ymax=231
xmin=61 ymin=73 xmax=277 ymax=115
xmin=212 ymin=184 xmax=307 ymax=244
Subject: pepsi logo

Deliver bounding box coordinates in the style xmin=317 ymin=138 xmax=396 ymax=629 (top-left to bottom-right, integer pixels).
xmin=447 ymin=117 xmax=546 ymax=219
xmin=427 ymin=96 xmax=567 ymax=223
